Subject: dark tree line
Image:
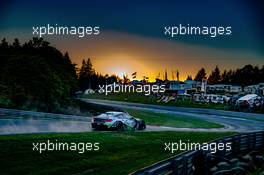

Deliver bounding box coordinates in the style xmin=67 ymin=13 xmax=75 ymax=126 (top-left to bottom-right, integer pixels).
xmin=194 ymin=65 xmax=264 ymax=86
xmin=78 ymin=58 xmax=122 ymax=91
xmin=0 ymin=38 xmax=78 ymax=112
xmin=0 ymin=38 xmax=127 ymax=112
xmin=1 ymin=37 xmax=263 ymax=112
xmin=78 ymin=58 xmax=264 ymax=92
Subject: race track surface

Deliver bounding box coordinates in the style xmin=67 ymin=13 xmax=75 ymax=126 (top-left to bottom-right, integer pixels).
xmin=1 ymin=99 xmax=264 ymax=134
xmin=81 ymin=99 xmax=264 ymax=133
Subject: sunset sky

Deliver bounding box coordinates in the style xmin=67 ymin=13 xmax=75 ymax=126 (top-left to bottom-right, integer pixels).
xmin=1 ymin=0 xmax=263 ymax=81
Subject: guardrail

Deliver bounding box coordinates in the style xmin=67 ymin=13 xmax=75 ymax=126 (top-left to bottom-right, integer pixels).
xmin=132 ymin=131 xmax=264 ymax=175
xmin=0 ymin=108 xmax=91 ymax=122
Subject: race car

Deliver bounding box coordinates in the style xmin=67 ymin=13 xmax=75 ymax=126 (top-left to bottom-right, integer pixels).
xmin=91 ymin=111 xmax=146 ymax=131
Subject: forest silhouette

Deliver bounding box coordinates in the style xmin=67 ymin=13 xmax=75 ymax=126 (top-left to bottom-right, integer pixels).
xmin=0 ymin=38 xmax=264 ymax=112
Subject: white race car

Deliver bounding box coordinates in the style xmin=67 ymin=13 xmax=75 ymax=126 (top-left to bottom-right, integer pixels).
xmin=91 ymin=111 xmax=146 ymax=131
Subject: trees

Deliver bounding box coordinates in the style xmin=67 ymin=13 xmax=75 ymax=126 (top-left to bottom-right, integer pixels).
xmin=194 ymin=68 xmax=206 ymax=81
xmin=78 ymin=58 xmax=95 ymax=91
xmin=261 ymin=66 xmax=264 ymax=82
xmin=0 ymin=38 xmax=8 ymax=49
xmin=193 ymin=65 xmax=264 ymax=86
xmin=186 ymin=75 xmax=193 ymax=81
xmin=0 ymin=38 xmax=78 ymax=112
xmin=13 ymin=38 xmax=20 ymax=48
xmin=77 ymin=58 xmax=128 ymax=90
xmin=208 ymin=66 xmax=221 ymax=84
xmin=220 ymin=69 xmax=234 ymax=84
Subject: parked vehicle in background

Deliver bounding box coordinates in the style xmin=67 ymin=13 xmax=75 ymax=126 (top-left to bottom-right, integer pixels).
xmin=235 ymin=94 xmax=262 ymax=112
xmin=193 ymin=94 xmax=230 ymax=104
xmin=92 ymin=111 xmax=146 ymax=131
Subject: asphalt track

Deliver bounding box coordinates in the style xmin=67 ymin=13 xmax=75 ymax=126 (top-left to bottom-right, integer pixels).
xmin=0 ymin=108 xmax=92 ymax=135
xmin=81 ymin=99 xmax=264 ymax=133
xmin=0 ymin=99 xmax=264 ymax=134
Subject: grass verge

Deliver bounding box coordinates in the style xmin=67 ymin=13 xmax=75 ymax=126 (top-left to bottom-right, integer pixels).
xmin=125 ymin=109 xmax=223 ymax=128
xmin=0 ymin=132 xmax=235 ymax=175
xmin=83 ymin=93 xmax=229 ymax=110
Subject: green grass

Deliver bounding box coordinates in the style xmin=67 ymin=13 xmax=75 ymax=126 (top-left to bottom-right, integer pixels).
xmin=83 ymin=93 xmax=229 ymax=110
xmin=0 ymin=132 xmax=235 ymax=175
xmin=125 ymin=109 xmax=224 ymax=128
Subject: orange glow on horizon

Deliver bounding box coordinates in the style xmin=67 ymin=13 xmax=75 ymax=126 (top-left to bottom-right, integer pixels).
xmin=21 ymin=30 xmax=262 ymax=81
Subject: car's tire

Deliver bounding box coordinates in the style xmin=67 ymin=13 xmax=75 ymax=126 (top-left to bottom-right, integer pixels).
xmin=116 ymin=122 xmax=124 ymax=131
xmin=137 ymin=121 xmax=146 ymax=130
xmin=143 ymin=123 xmax=146 ymax=129
xmin=134 ymin=121 xmax=140 ymax=130
xmin=141 ymin=121 xmax=146 ymax=130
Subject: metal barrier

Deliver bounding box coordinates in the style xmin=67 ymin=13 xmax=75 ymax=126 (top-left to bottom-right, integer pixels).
xmin=132 ymin=131 xmax=264 ymax=175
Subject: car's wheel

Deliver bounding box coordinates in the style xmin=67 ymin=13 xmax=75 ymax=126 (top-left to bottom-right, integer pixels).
xmin=134 ymin=121 xmax=140 ymax=130
xmin=116 ymin=122 xmax=124 ymax=131
xmin=137 ymin=121 xmax=146 ymax=130
xmin=141 ymin=121 xmax=146 ymax=130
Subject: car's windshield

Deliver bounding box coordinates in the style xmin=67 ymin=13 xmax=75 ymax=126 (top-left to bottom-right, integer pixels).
xmin=124 ymin=114 xmax=133 ymax=119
